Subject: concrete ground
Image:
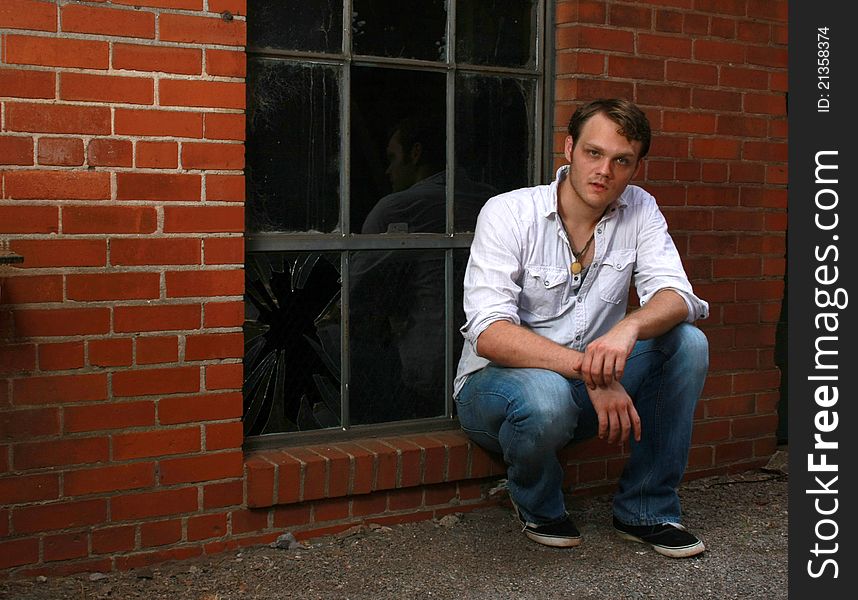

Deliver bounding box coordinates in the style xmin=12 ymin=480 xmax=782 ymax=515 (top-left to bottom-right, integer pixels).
xmin=1 ymin=449 xmax=788 ymax=600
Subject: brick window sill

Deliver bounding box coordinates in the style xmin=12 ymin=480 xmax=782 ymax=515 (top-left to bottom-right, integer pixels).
xmin=244 ymin=430 xmax=508 ymax=509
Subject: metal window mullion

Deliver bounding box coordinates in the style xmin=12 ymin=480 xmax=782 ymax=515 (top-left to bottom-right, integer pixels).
xmin=539 ymin=0 xmax=556 ymax=182
xmin=339 ymin=0 xmax=354 ymax=429
xmin=444 ymin=0 xmax=457 ymax=418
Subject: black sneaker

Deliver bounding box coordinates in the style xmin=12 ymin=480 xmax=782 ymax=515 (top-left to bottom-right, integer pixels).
xmin=510 ymin=497 xmax=581 ymax=548
xmin=613 ymin=516 xmax=705 ymax=558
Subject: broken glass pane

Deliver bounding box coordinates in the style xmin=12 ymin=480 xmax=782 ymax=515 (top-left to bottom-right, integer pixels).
xmin=246 ymin=59 xmax=341 ymax=233
xmin=456 ymin=0 xmax=537 ymax=68
xmin=348 ymin=249 xmax=446 ymax=424
xmin=350 ymin=66 xmax=446 ymax=233
xmin=352 ymin=0 xmax=447 ymax=61
xmin=247 ymin=0 xmax=343 ymax=54
xmin=455 ymin=73 xmax=535 ymax=230
xmin=243 ymin=252 xmax=342 ymax=435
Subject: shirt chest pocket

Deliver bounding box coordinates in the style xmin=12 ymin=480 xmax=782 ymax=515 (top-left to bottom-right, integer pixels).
xmin=597 ymin=249 xmax=637 ymax=304
xmin=519 ymin=265 xmax=569 ymax=318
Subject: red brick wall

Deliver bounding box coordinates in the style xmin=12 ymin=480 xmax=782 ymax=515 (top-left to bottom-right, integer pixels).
xmin=0 ymin=0 xmax=787 ymax=576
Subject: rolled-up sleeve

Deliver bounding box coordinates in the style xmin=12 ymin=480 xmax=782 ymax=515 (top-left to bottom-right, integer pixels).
xmin=460 ymin=197 xmax=525 ymax=346
xmin=633 ymin=199 xmax=709 ymax=323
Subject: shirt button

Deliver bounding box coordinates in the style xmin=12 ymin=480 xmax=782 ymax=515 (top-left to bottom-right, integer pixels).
xmin=597 ymin=228 xmax=603 ymax=234
xmin=543 ymin=280 xmax=550 ymax=287
xmin=575 ymin=334 xmax=582 ymax=340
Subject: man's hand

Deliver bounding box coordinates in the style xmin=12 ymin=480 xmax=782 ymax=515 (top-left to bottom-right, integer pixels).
xmin=580 ymin=320 xmax=638 ymax=389
xmin=588 ymin=380 xmax=641 ymax=445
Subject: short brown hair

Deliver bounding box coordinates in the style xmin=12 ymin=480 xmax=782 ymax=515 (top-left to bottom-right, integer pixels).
xmin=567 ymin=98 xmax=651 ymax=159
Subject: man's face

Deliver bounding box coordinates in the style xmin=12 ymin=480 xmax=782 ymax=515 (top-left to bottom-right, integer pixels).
xmin=563 ymin=112 xmax=643 ymax=213
xmin=385 ymin=131 xmax=419 ymax=192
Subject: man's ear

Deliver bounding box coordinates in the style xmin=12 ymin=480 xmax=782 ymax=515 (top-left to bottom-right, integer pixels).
xmin=409 ymin=142 xmax=423 ymax=164
xmin=564 ymin=135 xmax=574 ymax=163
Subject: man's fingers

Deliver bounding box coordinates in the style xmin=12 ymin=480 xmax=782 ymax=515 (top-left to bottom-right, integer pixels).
xmin=596 ymin=406 xmax=608 ymax=439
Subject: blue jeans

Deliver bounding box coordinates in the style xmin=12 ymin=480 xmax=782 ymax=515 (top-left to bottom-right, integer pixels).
xmin=455 ymin=323 xmax=708 ymax=527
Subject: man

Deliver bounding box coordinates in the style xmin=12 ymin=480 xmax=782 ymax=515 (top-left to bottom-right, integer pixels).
xmin=454 ymin=98 xmax=710 ymax=558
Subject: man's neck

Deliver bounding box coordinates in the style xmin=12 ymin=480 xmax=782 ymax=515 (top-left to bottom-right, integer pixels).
xmin=557 ymin=174 xmax=604 ymax=232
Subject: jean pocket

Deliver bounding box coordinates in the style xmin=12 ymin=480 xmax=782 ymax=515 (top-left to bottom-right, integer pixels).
xmin=519 ymin=265 xmax=569 ymax=318
xmin=597 ymin=249 xmax=636 ymax=304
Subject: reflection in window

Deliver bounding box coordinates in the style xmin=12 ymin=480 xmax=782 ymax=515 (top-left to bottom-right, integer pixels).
xmin=352 ymin=0 xmax=447 ymax=61
xmin=246 ymin=60 xmax=340 ymax=233
xmin=456 ymin=0 xmax=537 ymax=68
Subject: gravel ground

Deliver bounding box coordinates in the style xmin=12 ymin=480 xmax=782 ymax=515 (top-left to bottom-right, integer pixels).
xmin=1 ymin=451 xmax=788 ymax=600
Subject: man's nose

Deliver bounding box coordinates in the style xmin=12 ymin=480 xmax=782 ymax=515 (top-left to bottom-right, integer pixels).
xmin=595 ymin=157 xmax=613 ymax=177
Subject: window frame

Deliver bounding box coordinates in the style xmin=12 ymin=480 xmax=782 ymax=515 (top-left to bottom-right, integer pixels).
xmin=244 ymin=0 xmax=556 ymax=449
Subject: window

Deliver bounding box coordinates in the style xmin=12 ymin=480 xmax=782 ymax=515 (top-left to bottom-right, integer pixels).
xmin=244 ymin=0 xmax=552 ymax=444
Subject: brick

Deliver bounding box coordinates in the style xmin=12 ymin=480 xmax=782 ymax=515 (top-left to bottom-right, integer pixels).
xmin=0 ymin=274 xmax=62 ymax=304
xmin=114 ymin=304 xmax=201 ymax=333
xmin=113 ymin=366 xmax=201 ymax=397
xmin=117 ymin=172 xmax=201 ymax=201
xmin=111 ymin=487 xmax=198 ymax=521
xmin=88 ymin=338 xmax=134 ymax=367
xmin=88 ymin=138 xmax=134 ymax=167
xmin=64 ymin=400 xmax=154 ymax=433
xmin=0 ymin=342 xmax=36 ymax=374
xmin=182 ymin=142 xmax=244 ymax=170
xmin=160 ymin=79 xmax=245 ymax=109
xmin=5 ymin=35 xmax=108 ymax=69
xmin=112 ymin=0 xmax=203 ymax=8
xmin=608 ymin=4 xmax=651 ymax=28
xmin=188 ymin=512 xmax=227 ymax=541
xmin=62 ymin=206 xmax=157 ymax=234
xmin=115 ymin=109 xmax=204 ymax=138
xmin=0 ymin=68 xmax=55 ymax=100
xmin=113 ymin=426 xmax=200 ymax=460
xmin=692 ymin=419 xmax=731 ymax=444
xmin=5 ymin=170 xmax=110 ymax=200
xmin=158 ymin=393 xmax=243 ymax=425
xmin=205 ymin=363 xmax=242 ymax=390
xmin=204 ymin=113 xmax=245 ymax=141
xmin=136 ymin=336 xmax=179 ymax=365
xmin=204 ymin=301 xmax=243 ymax=328
xmin=166 ymin=269 xmax=244 ymax=297
xmin=0 ymin=538 xmax=40 ymax=570
xmin=0 ymin=473 xmax=59 ymax=504
xmin=206 ymin=174 xmax=245 ymax=201
xmin=204 ymin=479 xmax=243 ymax=509
xmin=0 ymin=206 xmax=58 ymax=234
xmin=185 ymin=332 xmax=243 ymax=361
xmin=111 ymin=238 xmax=201 ymax=267
xmin=710 ymin=16 xmax=736 ymax=39
xmin=206 ymin=49 xmax=246 ymax=77
xmin=205 ymin=421 xmax=243 ymax=451
xmin=6 ymin=103 xmax=111 ymax=135
xmin=692 ymin=89 xmax=742 ymax=111
xmin=61 ymin=73 xmax=154 ymax=105
xmin=36 ymin=137 xmax=84 ymax=166
xmin=0 ymin=0 xmax=57 ymax=31
xmin=231 ymin=508 xmax=269 ymax=535
xmin=691 ymin=139 xmax=741 ymax=160
xmin=67 ymin=272 xmax=161 ymax=301
xmin=14 ymin=436 xmax=109 ymax=470
xmin=245 ymin=455 xmax=276 ymax=508
xmin=141 ymin=519 xmax=183 ymax=548
xmin=65 ymin=462 xmax=155 ymax=496
xmin=38 ymin=341 xmax=85 ymax=370
xmin=743 ymin=140 xmax=788 ymax=162
xmin=557 ymin=26 xmax=634 ymax=53
xmin=12 ymin=372 xmax=107 ymax=405
xmin=608 ymin=56 xmax=665 ymax=81
xmin=662 ymin=111 xmax=716 ymax=134
xmin=209 ymin=0 xmax=246 ymax=13
xmin=746 ymin=45 xmax=787 ymax=69
xmin=164 ymin=206 xmax=244 ymax=233
xmin=205 ymin=237 xmax=243 ymax=265
xmin=43 ymin=532 xmax=89 ymax=562
xmin=92 ymin=525 xmax=135 ymax=554
xmin=0 ymin=136 xmax=34 ymax=166
xmin=136 ymin=141 xmax=179 ymax=169
xmin=695 ymin=0 xmax=745 ymax=16
xmin=718 ymin=115 xmax=768 ymax=138
xmin=720 ymin=66 xmax=770 ymax=90
xmin=13 ymin=307 xmax=109 ymax=337
xmin=0 ymin=407 xmax=59 ymax=441
xmin=114 ymin=43 xmax=202 ymax=75
xmin=160 ymin=450 xmax=243 ymax=484
xmin=61 ymin=4 xmax=155 ymax=39
xmin=160 ymin=13 xmax=246 ymax=46
xmin=666 ymin=61 xmax=717 ymax=85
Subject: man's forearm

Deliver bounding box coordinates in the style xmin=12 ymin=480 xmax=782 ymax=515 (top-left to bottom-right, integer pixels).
xmin=620 ymin=288 xmax=689 ymax=340
xmin=475 ymin=320 xmax=583 ymax=379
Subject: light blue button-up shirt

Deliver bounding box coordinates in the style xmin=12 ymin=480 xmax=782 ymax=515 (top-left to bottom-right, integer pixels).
xmin=454 ymin=166 xmax=709 ymax=397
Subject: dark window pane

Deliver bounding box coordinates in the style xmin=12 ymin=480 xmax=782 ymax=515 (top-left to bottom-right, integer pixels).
xmin=353 ymin=0 xmax=447 ymax=61
xmin=246 ymin=59 xmax=340 ymax=233
xmin=456 ymin=0 xmax=537 ymax=67
xmin=455 ymin=74 xmax=534 ymax=230
xmin=348 ymin=249 xmax=446 ymax=424
xmin=243 ymin=252 xmax=342 ymax=435
xmin=350 ymin=66 xmax=446 ymax=233
xmin=247 ymin=0 xmax=342 ymax=54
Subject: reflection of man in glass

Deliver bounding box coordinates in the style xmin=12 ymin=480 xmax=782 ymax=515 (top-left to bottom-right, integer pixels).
xmin=349 ymin=116 xmax=495 ymax=424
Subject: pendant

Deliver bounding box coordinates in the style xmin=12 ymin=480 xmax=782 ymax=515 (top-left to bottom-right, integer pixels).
xmin=570 ymin=261 xmax=582 ymax=275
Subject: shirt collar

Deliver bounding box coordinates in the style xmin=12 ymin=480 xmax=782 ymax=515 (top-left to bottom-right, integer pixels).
xmin=543 ymin=164 xmax=629 ymax=219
